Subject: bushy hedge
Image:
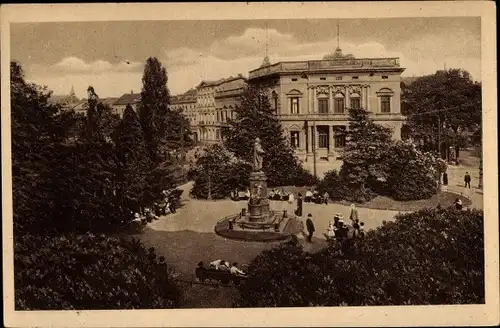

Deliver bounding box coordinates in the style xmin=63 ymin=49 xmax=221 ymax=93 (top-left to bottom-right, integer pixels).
xmin=385 ymin=142 xmax=442 ymax=201
xmin=15 ymin=233 xmax=180 ymax=310
xmin=237 ymin=208 xmax=484 ymax=307
xmin=317 ymin=169 xmax=376 ymax=203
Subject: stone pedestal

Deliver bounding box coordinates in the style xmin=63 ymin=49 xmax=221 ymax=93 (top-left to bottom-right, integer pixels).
xmin=248 ymin=171 xmax=271 ymax=222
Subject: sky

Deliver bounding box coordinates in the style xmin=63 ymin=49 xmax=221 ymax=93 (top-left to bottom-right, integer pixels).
xmin=10 ymin=17 xmax=481 ymax=98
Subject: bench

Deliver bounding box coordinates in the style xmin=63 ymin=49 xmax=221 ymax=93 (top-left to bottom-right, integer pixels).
xmin=195 ymin=267 xmax=247 ymax=286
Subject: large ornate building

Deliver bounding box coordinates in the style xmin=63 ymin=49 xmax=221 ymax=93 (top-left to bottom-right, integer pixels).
xmin=247 ymin=46 xmax=406 ymax=164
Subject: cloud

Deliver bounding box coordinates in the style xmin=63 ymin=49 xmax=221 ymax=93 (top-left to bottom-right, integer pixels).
xmin=29 ymin=56 xmax=143 ymax=76
xmin=26 ymin=27 xmax=481 ymax=98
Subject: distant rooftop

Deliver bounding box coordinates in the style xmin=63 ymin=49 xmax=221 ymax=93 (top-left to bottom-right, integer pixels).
xmin=171 ymin=88 xmax=197 ymax=104
xmin=197 ymin=74 xmax=247 ymax=88
xmin=114 ymin=92 xmax=141 ymax=106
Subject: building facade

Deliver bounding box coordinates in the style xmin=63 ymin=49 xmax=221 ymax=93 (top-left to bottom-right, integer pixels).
xmin=247 ymin=47 xmax=406 ymax=164
xmin=195 ymin=74 xmax=247 ymax=144
xmin=113 ymin=91 xmax=141 ymax=117
xmin=169 ymin=89 xmax=198 ymax=141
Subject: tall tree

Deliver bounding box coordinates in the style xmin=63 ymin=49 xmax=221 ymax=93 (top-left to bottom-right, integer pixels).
xmin=402 ymin=69 xmax=481 ymax=159
xmin=339 ymin=107 xmax=393 ymax=201
xmin=114 ymin=104 xmax=150 ymax=213
xmin=138 ymin=57 xmax=171 ymax=163
xmin=11 ymin=61 xmax=60 ymax=233
xmin=225 ymin=85 xmax=315 ymax=187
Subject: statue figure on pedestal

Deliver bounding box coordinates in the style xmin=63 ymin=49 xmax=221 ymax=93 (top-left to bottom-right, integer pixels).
xmin=253 ymin=138 xmax=265 ymax=172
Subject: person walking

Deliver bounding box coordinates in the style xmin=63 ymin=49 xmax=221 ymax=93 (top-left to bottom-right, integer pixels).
xmin=442 ymin=171 xmax=448 ymax=186
xmin=323 ymin=191 xmax=329 ymax=205
xmin=464 ymin=172 xmax=471 ymax=189
xmin=305 ymin=214 xmax=315 ymax=243
xmin=295 ymin=193 xmax=303 ymax=218
xmin=349 ymin=204 xmax=359 ymax=223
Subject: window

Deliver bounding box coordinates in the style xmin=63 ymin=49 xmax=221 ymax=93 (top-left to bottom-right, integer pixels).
xmin=381 ymin=96 xmax=391 ymax=113
xmin=216 ymin=111 xmax=220 ymax=122
xmin=336 ymin=76 xmax=342 ymax=80
xmin=291 ymin=78 xmax=298 ymax=81
xmin=216 ymin=129 xmax=220 ymax=140
xmin=318 ymin=126 xmax=329 ymax=149
xmin=334 ymin=126 xmax=346 ymax=148
xmin=382 ymin=75 xmax=389 ymax=79
xmin=350 ymin=96 xmax=361 ymax=110
xmin=318 ymin=98 xmax=329 ymax=114
xmin=320 ymin=77 xmax=326 ymax=81
xmin=290 ymin=131 xmax=300 ymax=148
xmin=290 ymin=97 xmax=300 ymax=114
xmin=352 ymin=76 xmax=359 ymax=80
xmin=334 ymin=95 xmax=345 ymax=114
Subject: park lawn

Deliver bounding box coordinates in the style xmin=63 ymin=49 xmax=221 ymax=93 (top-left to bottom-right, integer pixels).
xmin=270 ymin=185 xmax=471 ymax=212
xmin=335 ymin=191 xmax=472 ymax=212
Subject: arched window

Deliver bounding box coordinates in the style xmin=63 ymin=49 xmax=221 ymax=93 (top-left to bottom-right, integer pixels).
xmin=350 ymin=92 xmax=361 ymax=110
xmin=334 ymin=93 xmax=345 ymax=114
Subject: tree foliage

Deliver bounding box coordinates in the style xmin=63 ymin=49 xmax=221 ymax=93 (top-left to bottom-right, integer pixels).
xmin=339 ymin=107 xmax=394 ymax=202
xmin=402 ymin=69 xmax=482 ymax=157
xmin=384 ymin=141 xmax=442 ymax=200
xmin=138 ymin=57 xmax=192 ymax=163
xmin=190 ymin=144 xmax=251 ymax=199
xmin=225 ymin=85 xmax=317 ymax=187
xmin=237 ymin=208 xmax=484 ymax=307
xmin=15 ymin=233 xmax=180 ymax=310
xmin=114 ymin=104 xmax=150 ymax=213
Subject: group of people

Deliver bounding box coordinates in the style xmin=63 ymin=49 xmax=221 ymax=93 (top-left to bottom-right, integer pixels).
xmin=153 ymin=189 xmax=178 ymax=216
xmin=204 ymin=259 xmax=247 ymax=276
xmin=230 ymin=189 xmax=251 ymax=201
xmin=303 ymin=204 xmax=365 ymax=243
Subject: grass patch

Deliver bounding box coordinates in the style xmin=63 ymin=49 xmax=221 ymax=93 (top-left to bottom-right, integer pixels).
xmin=336 ymin=191 xmax=471 ymax=212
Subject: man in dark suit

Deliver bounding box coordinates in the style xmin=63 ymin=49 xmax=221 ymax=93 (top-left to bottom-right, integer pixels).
xmin=306 ymin=214 xmax=315 ymax=242
xmin=464 ymin=172 xmax=471 ymax=188
xmin=295 ymin=193 xmax=303 ymax=217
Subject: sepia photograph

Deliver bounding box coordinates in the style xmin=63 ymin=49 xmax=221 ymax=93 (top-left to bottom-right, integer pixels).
xmin=2 ymin=2 xmax=498 ymax=327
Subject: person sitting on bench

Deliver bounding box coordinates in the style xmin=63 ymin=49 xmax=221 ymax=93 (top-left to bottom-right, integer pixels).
xmin=230 ymin=262 xmax=246 ymax=276
xmin=312 ymin=190 xmax=321 ymax=203
xmin=209 ymin=259 xmax=230 ymax=270
xmin=305 ymin=189 xmax=313 ymax=203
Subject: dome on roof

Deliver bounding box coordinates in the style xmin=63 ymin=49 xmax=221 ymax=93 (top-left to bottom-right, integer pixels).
xmin=260 ymin=55 xmax=271 ymax=67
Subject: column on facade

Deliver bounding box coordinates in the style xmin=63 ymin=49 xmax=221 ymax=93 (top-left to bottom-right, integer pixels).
xmin=345 ymin=86 xmax=350 ymax=109
xmin=365 ymin=86 xmax=370 ymax=111
xmin=307 ymin=125 xmax=312 ymax=153
xmin=329 ymin=125 xmax=335 ymax=154
xmin=329 ymin=86 xmax=333 ymax=113
xmin=360 ymin=86 xmax=366 ymax=109
xmin=308 ymin=86 xmax=314 ymax=113
xmin=314 ymin=125 xmax=319 ymax=153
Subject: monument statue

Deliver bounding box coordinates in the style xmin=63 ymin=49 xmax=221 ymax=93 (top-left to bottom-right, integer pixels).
xmin=253 ymin=138 xmax=265 ymax=172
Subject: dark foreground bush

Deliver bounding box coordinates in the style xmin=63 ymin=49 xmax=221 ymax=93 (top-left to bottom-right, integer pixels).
xmin=15 ymin=233 xmax=180 ymax=310
xmin=236 ymin=208 xmax=484 ymax=307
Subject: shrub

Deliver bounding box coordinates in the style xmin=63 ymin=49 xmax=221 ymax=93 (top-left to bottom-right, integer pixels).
xmin=237 ymin=208 xmax=484 ymax=306
xmin=385 ymin=142 xmax=440 ymax=200
xmin=317 ymin=170 xmax=345 ymax=201
xmin=15 ymin=233 xmax=180 ymax=310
